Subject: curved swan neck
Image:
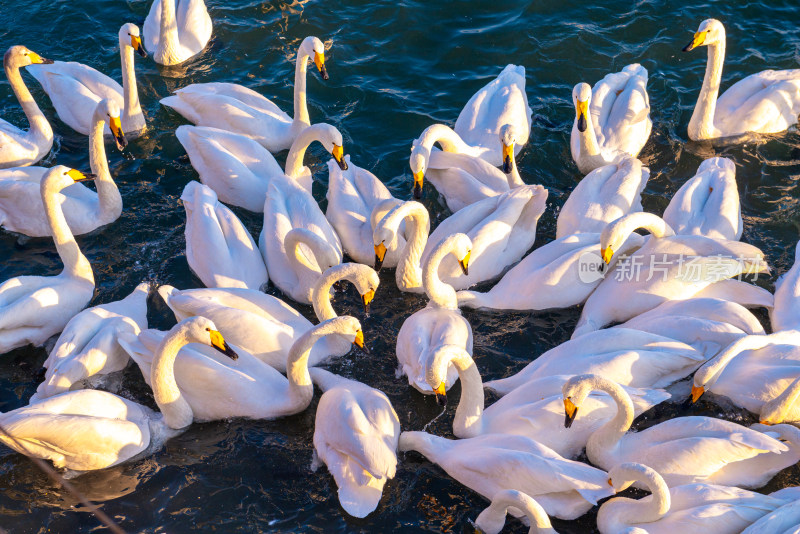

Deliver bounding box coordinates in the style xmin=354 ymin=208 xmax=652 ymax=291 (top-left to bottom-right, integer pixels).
xmin=388 ymin=203 xmax=429 ymax=290
xmin=120 ymin=40 xmax=142 ymax=124
xmin=449 ymin=350 xmax=485 ymax=438
xmin=311 ymin=263 xmax=362 ymax=321
xmin=587 ymin=378 xmax=636 ymax=453
xmin=41 ymin=174 xmax=93 ymax=281
xmin=89 ymin=111 xmax=121 ymax=221
xmin=611 ymin=465 xmax=671 ymax=525
xmin=606 ymin=212 xmax=675 ymax=247
xmin=480 ymin=490 xmax=556 ymax=534
xmin=151 ymin=324 xmax=195 ymax=429
xmin=285 ymin=228 xmax=331 ymax=290
xmin=157 ymin=0 xmax=180 ymax=62
xmin=419 ymin=124 xmax=476 ymax=154
xmin=423 ymin=238 xmax=460 ymax=309
xmin=292 ymin=43 xmax=312 ymax=131
xmin=285 ymin=124 xmax=323 ymax=178
xmin=688 ymin=34 xmax=725 ymax=140
xmin=286 ymin=322 xmax=339 ymax=411
xmin=763 ymin=376 xmax=800 ymax=423
xmin=698 ymin=334 xmax=771 ymax=388
xmin=5 ymin=61 xmax=52 ymax=144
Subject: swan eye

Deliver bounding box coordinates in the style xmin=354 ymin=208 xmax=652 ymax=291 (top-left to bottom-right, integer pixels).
xmin=205 ymin=327 xmax=211 ymax=332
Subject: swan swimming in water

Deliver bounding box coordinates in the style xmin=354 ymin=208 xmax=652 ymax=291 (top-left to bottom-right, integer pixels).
xmin=143 ymin=0 xmax=212 ymax=66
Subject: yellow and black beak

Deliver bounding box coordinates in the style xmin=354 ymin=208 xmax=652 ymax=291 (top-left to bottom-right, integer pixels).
xmin=412 ymin=171 xmax=423 ymax=199
xmin=332 ymin=144 xmax=348 ymax=170
xmin=564 ymin=397 xmax=578 ymax=428
xmin=576 ymin=99 xmax=589 ymax=133
xmin=601 ymin=246 xmax=613 ymax=265
xmin=683 ymin=30 xmax=707 ymax=52
xmin=434 ymin=382 xmax=447 ymax=406
xmin=361 ymin=288 xmax=375 ymax=314
xmin=314 ymin=51 xmax=329 ymax=80
xmin=66 ymin=169 xmax=97 ymax=182
xmin=209 ymin=329 xmax=238 ymax=360
xmin=28 ymin=51 xmax=54 ymax=65
xmin=109 ymin=116 xmax=128 ymax=151
xmin=131 ymin=35 xmax=147 ymax=58
xmin=458 ymin=251 xmax=471 ymax=276
xmin=690 ymin=385 xmax=704 ymax=404
xmin=502 ymin=142 xmax=514 ymax=174
xmin=374 ymin=242 xmax=387 ymax=272
xmin=353 ymin=329 xmax=365 ymax=349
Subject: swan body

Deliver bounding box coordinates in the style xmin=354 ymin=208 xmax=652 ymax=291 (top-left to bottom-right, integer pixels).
xmin=0 ymin=99 xmax=127 ymax=237
xmin=27 ymin=24 xmax=147 ymax=136
xmin=772 ymin=242 xmax=800 ymax=332
xmin=181 ymin=180 xmax=268 ymax=290
xmin=598 ymin=462 xmax=795 ymax=534
xmin=427 ymin=345 xmax=670 ymax=459
xmin=556 ymin=156 xmax=649 ymax=238
xmin=310 ymin=368 xmax=399 ymax=518
xmin=0 ymin=46 xmax=54 ymax=168
xmin=160 ymin=36 xmax=328 ymax=149
xmin=143 ymin=0 xmax=212 ymax=66
xmin=570 ymin=64 xmax=652 ymax=174
xmin=484 ymin=328 xmax=708 ymax=396
xmin=563 ymin=374 xmax=790 ymax=489
xmin=475 ymin=490 xmax=558 ymax=534
xmin=742 ymin=498 xmax=800 ymax=534
xmin=398 ymin=432 xmax=614 ymax=521
xmin=683 ymin=19 xmax=800 ymax=140
xmin=0 ymin=167 xmax=95 ymax=353
xmin=409 ymin=123 xmax=525 ymax=211
xmin=663 ymin=157 xmax=742 ymax=240
xmin=32 ymin=283 xmax=149 ymax=401
xmin=396 ymin=234 xmax=473 ymax=393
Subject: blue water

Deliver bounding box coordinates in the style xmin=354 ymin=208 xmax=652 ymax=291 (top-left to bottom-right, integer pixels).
xmin=1 ymin=0 xmax=799 ymax=532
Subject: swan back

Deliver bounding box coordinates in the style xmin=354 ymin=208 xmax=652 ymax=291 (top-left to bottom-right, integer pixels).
xmin=772 ymin=242 xmax=800 ymax=332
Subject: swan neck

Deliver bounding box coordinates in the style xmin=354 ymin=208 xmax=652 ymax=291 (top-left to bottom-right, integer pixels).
xmin=292 ymin=47 xmax=311 ymax=129
xmin=285 ymin=229 xmax=327 ymax=292
xmin=451 ymin=351 xmax=484 ymax=438
xmin=589 ymin=380 xmax=635 ymax=454
xmin=628 ymin=471 xmax=671 ymax=523
xmin=701 ymin=334 xmax=769 ymax=388
xmin=506 ymin=154 xmax=524 ymax=188
xmin=89 ymin=113 xmax=121 ymax=221
xmin=770 ymin=377 xmax=800 ymax=422
xmin=420 ymin=124 xmax=474 ymax=154
xmin=120 ymin=41 xmax=142 ymax=123
xmin=312 ymin=264 xmax=359 ymax=321
xmin=423 ymin=239 xmax=459 ymax=309
xmin=689 ymin=39 xmax=725 ymax=139
xmin=284 ymin=125 xmax=318 ymax=178
xmin=42 ymin=179 xmax=93 ymax=280
xmin=578 ymin=108 xmax=602 ymax=157
xmin=151 ymin=326 xmax=195 ymax=429
xmin=158 ymin=0 xmax=180 ymax=60
xmin=486 ymin=492 xmax=555 ymax=533
xmin=392 ymin=204 xmax=429 ymax=290
xmin=5 ymin=62 xmax=52 ymax=144
xmin=285 ymin=328 xmax=324 ymax=412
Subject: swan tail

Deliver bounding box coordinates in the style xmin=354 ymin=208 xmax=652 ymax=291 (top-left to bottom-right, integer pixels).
xmin=482 ymin=376 xmax=520 ymax=397
xmin=160 ymin=95 xmax=201 ymax=124
xmin=157 ymin=284 xmax=178 ymax=308
xmin=693 ymin=280 xmax=774 ymax=309
xmin=456 ymin=290 xmax=491 ymax=309
xmin=323 ymin=450 xmax=386 ymax=518
xmin=575 ymin=485 xmax=615 ymax=506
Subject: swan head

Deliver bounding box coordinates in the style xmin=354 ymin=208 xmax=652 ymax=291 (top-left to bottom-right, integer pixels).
xmin=319 ymin=316 xmax=364 ymax=349
xmin=683 ymin=19 xmax=725 ymax=52
xmin=179 ymin=317 xmax=239 ymax=360
xmin=572 ymin=82 xmax=592 ymax=133
xmin=409 ymin=143 xmax=429 ymax=199
xmin=561 ymin=373 xmax=609 ymax=428
xmin=426 ymin=344 xmax=471 ymax=406
xmin=607 ymin=463 xmax=662 ymax=493
xmin=4 ymin=46 xmax=53 ymax=69
xmin=449 ymin=233 xmax=472 ymax=276
xmin=691 ymin=339 xmax=743 ymax=402
xmin=42 ymin=166 xmax=96 ymax=196
xmin=307 ymin=123 xmax=347 ymax=170
xmin=95 ymin=99 xmax=128 ymax=151
xmin=119 ymin=23 xmax=147 ymax=58
xmin=331 ymin=263 xmax=380 ymax=315
xmin=301 ymin=36 xmax=329 ymax=81
xmin=499 ymin=124 xmax=517 ymax=174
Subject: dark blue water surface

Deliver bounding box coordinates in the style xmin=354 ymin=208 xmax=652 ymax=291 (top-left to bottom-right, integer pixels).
xmin=1 ymin=0 xmax=799 ymax=532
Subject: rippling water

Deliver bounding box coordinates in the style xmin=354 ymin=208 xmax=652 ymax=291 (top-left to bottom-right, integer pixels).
xmin=1 ymin=0 xmax=799 ymax=532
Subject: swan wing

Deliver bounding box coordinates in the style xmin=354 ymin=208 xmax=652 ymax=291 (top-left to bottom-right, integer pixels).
xmin=772 ymin=243 xmax=800 ymax=332
xmin=591 ymin=64 xmax=652 ymax=156
xmin=742 ymin=499 xmax=800 ymax=534
xmin=175 ymin=0 xmax=213 ymax=56
xmin=715 ymin=70 xmax=800 ymax=135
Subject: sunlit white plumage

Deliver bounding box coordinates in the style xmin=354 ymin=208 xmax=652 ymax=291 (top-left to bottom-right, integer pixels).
xmin=772 ymin=241 xmax=800 ymax=332
xmin=475 ymin=490 xmax=559 ymax=534
xmin=143 ymin=0 xmax=212 ymax=66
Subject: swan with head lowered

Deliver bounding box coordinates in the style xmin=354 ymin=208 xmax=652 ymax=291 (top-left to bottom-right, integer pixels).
xmin=0 ymin=46 xmax=54 ymax=168
xmin=161 ymin=36 xmax=328 ymax=150
xmin=0 ymin=99 xmax=128 ymax=237
xmin=156 ymin=263 xmax=377 ymax=371
xmin=143 ymin=0 xmax=212 ymax=65
xmin=474 ymin=490 xmax=559 ymax=534
xmin=27 ymin=24 xmax=147 ymax=136
xmin=174 ymin=122 xmax=347 ymax=212
xmin=0 ymin=317 xmax=235 ymax=470
xmin=682 ymin=18 xmax=800 ymax=141
xmin=0 ymin=166 xmax=95 ymax=354
xmin=571 ymin=64 xmax=652 ymax=174
xmin=562 ymin=374 xmax=791 ymax=489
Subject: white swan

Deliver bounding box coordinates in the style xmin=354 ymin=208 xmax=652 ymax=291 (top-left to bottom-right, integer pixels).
xmin=573 ymin=212 xmax=771 ymax=337
xmin=556 ymin=156 xmax=649 ymax=238
xmin=0 ymin=317 xmax=235 ymax=470
xmin=174 ymin=122 xmax=347 ymax=212
xmin=0 ymin=166 xmax=95 ymax=354
xmin=396 ymin=234 xmax=473 ymax=393
xmin=454 ymin=64 xmax=531 ymax=166
xmin=426 ymin=345 xmax=669 ymax=459
xmin=32 ymin=283 xmax=149 ymax=401
xmin=181 ymin=180 xmax=268 ymax=290
xmin=398 ymin=432 xmax=613 ymax=520
xmin=772 ymin=241 xmax=800 ymax=332
xmin=742 ymin=497 xmax=800 ymax=534
xmin=0 ymin=46 xmax=54 ymax=168
xmin=374 ymin=187 xmax=546 ymax=292
xmin=691 ymin=331 xmax=800 ymax=418
xmin=598 ymin=462 xmax=795 ymax=534
xmin=409 ymin=123 xmax=525 ymax=210
xmin=683 ymin=18 xmax=800 ymax=140
xmin=143 ymin=0 xmax=212 ymax=66
xmin=160 ymin=36 xmax=327 ymax=150
xmin=457 ymin=231 xmax=644 ymax=311
xmin=325 ymin=154 xmax=404 ymax=267
xmin=0 ymin=99 xmax=127 ymax=237
xmin=156 ymin=262 xmax=376 ymax=371
xmin=663 ymin=157 xmax=741 ymax=240
xmin=27 ymin=24 xmax=147 ymax=136
xmin=570 ymin=64 xmax=652 ymax=174
xmin=761 ymin=376 xmax=800 ymax=426
xmin=484 ymin=328 xmax=708 ymax=396
xmin=562 ymin=374 xmax=790 ymax=488
xmin=309 ymin=368 xmax=399 ymax=518
xmin=474 ymin=489 xmax=558 ymax=534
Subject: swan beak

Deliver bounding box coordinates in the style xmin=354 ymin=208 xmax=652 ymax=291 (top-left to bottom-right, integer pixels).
xmin=332 ymin=144 xmax=348 ymax=170
xmin=564 ymin=397 xmax=578 ymax=428
xmin=412 ymin=171 xmax=424 ymax=199
xmin=28 ymin=51 xmax=53 ymax=65
xmin=601 ymin=246 xmax=613 ymax=265
xmin=361 ymin=288 xmax=375 ymax=314
xmin=690 ymin=385 xmax=704 ymax=403
xmin=109 ymin=116 xmax=128 ymax=151
xmin=607 ymin=477 xmax=613 ymax=486
xmin=502 ymin=142 xmax=514 ymax=174
xmin=374 ymin=242 xmax=387 ymax=272
xmin=131 ymin=35 xmax=147 ymax=58
xmin=314 ymin=51 xmax=329 ymax=80
xmin=683 ymin=31 xmax=707 ymax=52
xmin=458 ymin=251 xmax=471 ymax=276
xmin=66 ymin=169 xmax=96 ymax=182
xmin=759 ymin=420 xmax=773 ymax=426
xmin=434 ymin=382 xmax=447 ymax=406
xmin=576 ymin=99 xmax=589 ymax=133
xmin=353 ymin=329 xmax=365 ymax=349
xmin=209 ymin=330 xmax=238 ymax=360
